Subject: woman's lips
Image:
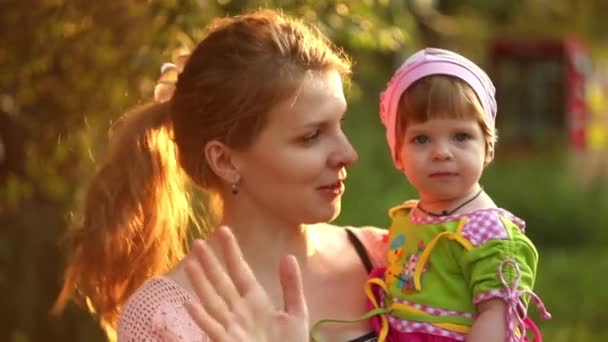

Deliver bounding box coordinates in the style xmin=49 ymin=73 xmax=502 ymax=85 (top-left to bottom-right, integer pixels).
xmin=318 ymin=180 xmax=345 ymax=196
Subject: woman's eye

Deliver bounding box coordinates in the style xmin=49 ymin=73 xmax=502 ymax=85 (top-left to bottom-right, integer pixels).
xmin=412 ymin=135 xmax=429 ymax=144
xmin=454 ymin=133 xmax=470 ymax=141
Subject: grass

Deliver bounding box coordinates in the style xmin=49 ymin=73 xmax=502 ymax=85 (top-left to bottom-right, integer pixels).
xmin=533 ymin=248 xmax=608 ymax=341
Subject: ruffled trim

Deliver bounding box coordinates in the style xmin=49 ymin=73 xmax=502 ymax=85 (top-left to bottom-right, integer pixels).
xmin=410 ymin=206 xmax=525 ymax=232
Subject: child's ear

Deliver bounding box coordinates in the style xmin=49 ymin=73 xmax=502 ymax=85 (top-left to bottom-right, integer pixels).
xmin=484 ymin=142 xmax=495 ymax=166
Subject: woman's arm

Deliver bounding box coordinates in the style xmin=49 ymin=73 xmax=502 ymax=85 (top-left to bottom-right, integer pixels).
xmin=184 ymin=226 xmax=309 ymax=342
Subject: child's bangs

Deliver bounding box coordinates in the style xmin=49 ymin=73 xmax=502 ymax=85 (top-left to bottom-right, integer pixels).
xmin=398 ymin=75 xmax=486 ymax=126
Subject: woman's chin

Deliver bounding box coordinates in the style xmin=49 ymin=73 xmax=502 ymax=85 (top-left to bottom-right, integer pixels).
xmin=318 ymin=202 xmax=342 ymax=223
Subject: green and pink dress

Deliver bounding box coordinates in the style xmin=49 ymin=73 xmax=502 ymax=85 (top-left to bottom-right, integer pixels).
xmin=366 ymin=201 xmax=551 ymax=342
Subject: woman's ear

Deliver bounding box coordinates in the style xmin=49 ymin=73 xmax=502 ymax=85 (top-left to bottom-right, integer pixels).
xmin=204 ymin=140 xmax=240 ymax=184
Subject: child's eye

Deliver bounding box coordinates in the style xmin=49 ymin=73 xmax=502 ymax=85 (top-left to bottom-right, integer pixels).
xmin=412 ymin=135 xmax=429 ymax=144
xmin=454 ymin=133 xmax=470 ymax=142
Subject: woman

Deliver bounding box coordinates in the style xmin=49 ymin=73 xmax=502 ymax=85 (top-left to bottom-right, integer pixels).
xmin=53 ymin=9 xmax=386 ymax=342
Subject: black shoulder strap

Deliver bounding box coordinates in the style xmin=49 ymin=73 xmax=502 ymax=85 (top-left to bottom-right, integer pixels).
xmin=345 ymin=228 xmax=374 ymax=273
xmin=348 ymin=331 xmax=378 ymax=342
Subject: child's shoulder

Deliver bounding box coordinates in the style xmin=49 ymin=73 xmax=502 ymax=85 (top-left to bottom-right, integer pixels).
xmin=467 ymin=207 xmax=526 ymax=231
xmin=458 ymin=207 xmax=527 ymax=247
xmin=388 ymin=199 xmax=418 ymax=219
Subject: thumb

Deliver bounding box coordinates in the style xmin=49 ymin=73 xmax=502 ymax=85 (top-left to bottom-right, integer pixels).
xmin=279 ymin=255 xmax=308 ymax=319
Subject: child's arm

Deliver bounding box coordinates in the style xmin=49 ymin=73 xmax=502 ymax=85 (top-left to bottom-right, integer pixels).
xmin=466 ymin=298 xmax=507 ymax=342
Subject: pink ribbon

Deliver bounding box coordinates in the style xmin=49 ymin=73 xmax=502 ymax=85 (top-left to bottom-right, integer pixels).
xmin=498 ymin=259 xmax=552 ymax=342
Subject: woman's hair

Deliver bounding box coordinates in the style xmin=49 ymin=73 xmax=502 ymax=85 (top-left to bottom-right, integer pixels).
xmin=395 ymin=75 xmax=497 ymax=152
xmin=52 ymin=8 xmax=351 ymax=331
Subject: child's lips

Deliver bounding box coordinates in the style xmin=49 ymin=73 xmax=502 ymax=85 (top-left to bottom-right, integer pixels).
xmin=429 ymin=172 xmax=457 ymax=178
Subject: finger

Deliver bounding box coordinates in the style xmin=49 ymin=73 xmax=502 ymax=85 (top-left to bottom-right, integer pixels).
xmin=184 ymin=252 xmax=231 ymax=326
xmin=218 ymin=225 xmax=259 ymax=296
xmin=184 ymin=300 xmax=226 ymax=342
xmin=279 ymin=254 xmax=308 ymax=318
xmin=191 ymin=236 xmax=242 ymax=308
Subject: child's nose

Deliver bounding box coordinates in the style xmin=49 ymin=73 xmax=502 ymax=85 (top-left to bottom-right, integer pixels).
xmin=431 ymin=142 xmax=452 ymax=160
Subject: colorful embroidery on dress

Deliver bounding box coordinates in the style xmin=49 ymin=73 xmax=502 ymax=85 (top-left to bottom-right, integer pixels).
xmin=400 ymin=240 xmax=428 ymax=294
xmin=386 ymin=233 xmax=405 ymax=289
xmin=386 ymin=234 xmax=429 ymax=294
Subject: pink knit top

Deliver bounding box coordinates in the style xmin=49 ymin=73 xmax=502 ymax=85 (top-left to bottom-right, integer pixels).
xmin=116 ymin=228 xmax=387 ymax=341
xmin=117 ymin=276 xmax=204 ymax=341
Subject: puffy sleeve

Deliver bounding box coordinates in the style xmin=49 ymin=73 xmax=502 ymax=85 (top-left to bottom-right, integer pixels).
xmin=457 ymin=211 xmax=551 ymax=341
xmin=458 ymin=215 xmax=537 ymax=303
xmin=465 ymin=239 xmax=536 ymax=303
xmin=117 ymin=277 xmax=206 ymax=342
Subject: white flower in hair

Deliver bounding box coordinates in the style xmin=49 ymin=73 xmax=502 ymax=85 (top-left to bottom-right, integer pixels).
xmin=153 ymin=54 xmax=190 ymax=103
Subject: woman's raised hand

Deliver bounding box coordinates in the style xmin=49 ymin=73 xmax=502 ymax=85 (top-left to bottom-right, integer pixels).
xmin=184 ymin=226 xmax=309 ymax=342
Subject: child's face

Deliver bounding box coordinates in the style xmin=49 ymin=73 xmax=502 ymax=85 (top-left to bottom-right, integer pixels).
xmin=398 ymin=117 xmax=486 ymax=203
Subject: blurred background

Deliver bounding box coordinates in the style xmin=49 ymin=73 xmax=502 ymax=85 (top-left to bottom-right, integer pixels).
xmin=2 ymin=0 xmax=608 ymax=341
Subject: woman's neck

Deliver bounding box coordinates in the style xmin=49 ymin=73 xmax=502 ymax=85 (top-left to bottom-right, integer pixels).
xmin=168 ymin=205 xmax=318 ymax=298
xmin=217 ymin=203 xmax=317 ymax=275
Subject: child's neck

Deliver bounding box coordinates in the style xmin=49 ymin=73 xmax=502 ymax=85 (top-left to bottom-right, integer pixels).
xmin=416 ymin=185 xmax=493 ymax=217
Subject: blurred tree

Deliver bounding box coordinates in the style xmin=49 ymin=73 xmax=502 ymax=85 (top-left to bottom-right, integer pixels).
xmin=433 ymin=0 xmax=608 ymax=54
xmin=3 ymin=0 xmax=606 ymax=340
xmin=0 ymin=0 xmax=416 ymax=340
xmin=0 ymin=1 xmax=221 ymax=340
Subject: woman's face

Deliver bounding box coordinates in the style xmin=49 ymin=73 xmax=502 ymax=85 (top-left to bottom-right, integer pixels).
xmin=233 ymin=70 xmax=358 ymax=225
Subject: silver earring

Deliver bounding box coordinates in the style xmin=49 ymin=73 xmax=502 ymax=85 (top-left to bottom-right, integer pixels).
xmin=231 ymin=182 xmax=239 ymax=195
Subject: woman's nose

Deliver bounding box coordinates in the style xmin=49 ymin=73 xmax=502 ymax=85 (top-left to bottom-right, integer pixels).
xmin=330 ymin=132 xmax=359 ymax=168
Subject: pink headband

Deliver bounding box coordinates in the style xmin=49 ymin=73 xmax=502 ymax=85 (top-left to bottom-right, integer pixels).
xmin=379 ymin=48 xmax=497 ymax=169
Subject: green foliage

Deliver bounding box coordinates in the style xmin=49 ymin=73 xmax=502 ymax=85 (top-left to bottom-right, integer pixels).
xmin=535 ymin=248 xmax=608 ymax=341
xmin=483 ymin=155 xmax=608 ymax=247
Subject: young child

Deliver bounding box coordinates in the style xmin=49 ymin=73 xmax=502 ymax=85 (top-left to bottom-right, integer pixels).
xmin=367 ymin=48 xmax=551 ymax=342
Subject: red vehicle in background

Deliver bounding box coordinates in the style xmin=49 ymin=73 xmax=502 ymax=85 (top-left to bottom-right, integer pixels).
xmin=488 ymin=36 xmax=591 ymax=152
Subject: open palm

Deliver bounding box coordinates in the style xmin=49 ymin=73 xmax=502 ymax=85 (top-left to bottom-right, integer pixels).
xmin=184 ymin=226 xmax=309 ymax=342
